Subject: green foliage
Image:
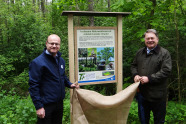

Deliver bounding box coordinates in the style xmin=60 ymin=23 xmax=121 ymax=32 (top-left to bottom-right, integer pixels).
xmin=0 ymin=55 xmax=15 ymax=79
xmin=79 ymin=64 xmax=97 ymax=72
xmin=112 ymin=0 xmax=186 ymax=102
xmin=13 ymin=69 xmax=29 ymax=96
xmin=127 ymin=100 xmax=186 ymax=123
xmin=0 ymin=0 xmax=68 ymax=95
xmin=127 ymin=101 xmax=140 ymax=124
xmin=63 ymin=89 xmax=71 ymax=124
xmin=166 ymin=101 xmax=186 ymax=123
xmin=1 ymin=89 xmax=185 ymax=123
xmin=81 ymin=82 xmax=116 ymax=96
xmin=63 ymin=99 xmax=71 ymax=124
xmin=123 ymin=82 xmax=131 ymax=89
xmin=0 ymin=88 xmax=73 ymax=124
xmin=0 ymin=0 xmax=185 ymax=103
xmin=0 ymin=89 xmax=37 ymax=124
xmin=0 ymin=0 xmax=185 ymax=123
xmin=97 ymin=47 xmax=114 ymax=64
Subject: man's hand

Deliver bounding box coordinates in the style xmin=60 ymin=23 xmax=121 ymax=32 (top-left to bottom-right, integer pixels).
xmin=134 ymin=75 xmax=141 ymax=82
xmin=36 ymin=108 xmax=45 ymax=118
xmin=71 ymin=81 xmax=80 ymax=89
xmin=140 ymin=76 xmax=149 ymax=84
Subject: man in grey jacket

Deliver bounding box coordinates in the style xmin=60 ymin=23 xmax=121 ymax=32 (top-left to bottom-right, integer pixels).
xmin=131 ymin=29 xmax=172 ymax=124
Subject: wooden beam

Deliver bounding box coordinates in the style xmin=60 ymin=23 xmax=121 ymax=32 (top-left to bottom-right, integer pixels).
xmin=62 ymin=11 xmax=131 ymax=17
xmin=117 ymin=15 xmax=123 ymax=93
xmin=68 ymin=14 xmax=74 ymax=124
xmin=68 ymin=14 xmax=75 ymax=83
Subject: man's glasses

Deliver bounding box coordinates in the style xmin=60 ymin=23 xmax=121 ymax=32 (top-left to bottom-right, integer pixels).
xmin=47 ymin=42 xmax=60 ymax=46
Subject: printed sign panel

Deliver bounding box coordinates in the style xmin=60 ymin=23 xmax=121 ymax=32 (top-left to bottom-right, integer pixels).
xmin=75 ymin=27 xmax=117 ymax=85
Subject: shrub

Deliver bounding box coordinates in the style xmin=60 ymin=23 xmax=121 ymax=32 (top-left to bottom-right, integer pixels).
xmin=63 ymin=98 xmax=71 ymax=124
xmin=165 ymin=101 xmax=186 ymax=123
xmin=128 ymin=100 xmax=186 ymax=124
xmin=0 ymin=89 xmax=36 ymax=124
xmin=0 ymin=88 xmax=185 ymax=124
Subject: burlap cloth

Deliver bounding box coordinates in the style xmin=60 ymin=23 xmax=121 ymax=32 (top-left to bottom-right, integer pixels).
xmin=71 ymin=82 xmax=140 ymax=124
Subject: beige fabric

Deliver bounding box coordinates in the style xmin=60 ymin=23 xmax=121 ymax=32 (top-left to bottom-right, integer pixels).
xmin=71 ymin=82 xmax=140 ymax=124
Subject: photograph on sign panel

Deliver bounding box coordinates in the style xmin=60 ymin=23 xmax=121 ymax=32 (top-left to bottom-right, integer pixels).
xmin=78 ymin=47 xmax=115 ymax=82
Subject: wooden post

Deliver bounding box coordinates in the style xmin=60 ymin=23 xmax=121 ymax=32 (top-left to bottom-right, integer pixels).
xmin=68 ymin=14 xmax=74 ymax=124
xmin=117 ymin=15 xmax=123 ymax=93
xmin=68 ymin=14 xmax=75 ymax=83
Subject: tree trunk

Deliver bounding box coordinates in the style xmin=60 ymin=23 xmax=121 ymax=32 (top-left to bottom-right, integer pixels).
xmin=75 ymin=0 xmax=80 ymax=26
xmin=108 ymin=0 xmax=110 ymax=12
xmin=173 ymin=0 xmax=181 ymax=103
xmin=41 ymin=0 xmax=45 ymax=17
xmin=51 ymin=0 xmax=55 ymax=27
xmin=7 ymin=0 xmax=10 ymax=44
xmin=38 ymin=0 xmax=40 ymax=12
xmin=88 ymin=0 xmax=94 ymax=26
xmin=11 ymin=0 xmax=14 ymax=4
xmin=33 ymin=0 xmax=35 ymax=6
xmin=32 ymin=0 xmax=36 ymax=12
xmin=147 ymin=0 xmax=156 ymax=29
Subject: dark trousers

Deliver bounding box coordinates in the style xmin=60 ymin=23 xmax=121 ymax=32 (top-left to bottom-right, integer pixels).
xmin=37 ymin=100 xmax=63 ymax=124
xmin=136 ymin=93 xmax=146 ymax=124
xmin=136 ymin=93 xmax=166 ymax=124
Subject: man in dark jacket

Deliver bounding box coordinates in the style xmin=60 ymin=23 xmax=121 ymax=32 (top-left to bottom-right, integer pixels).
xmin=131 ymin=29 xmax=172 ymax=124
xmin=29 ymin=34 xmax=79 ymax=124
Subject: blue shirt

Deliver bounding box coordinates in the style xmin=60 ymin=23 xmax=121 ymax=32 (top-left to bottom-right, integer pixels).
xmin=147 ymin=46 xmax=157 ymax=54
xmin=46 ymin=50 xmax=58 ymax=64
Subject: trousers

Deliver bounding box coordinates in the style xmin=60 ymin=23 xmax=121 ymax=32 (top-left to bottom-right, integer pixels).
xmin=37 ymin=100 xmax=63 ymax=124
xmin=136 ymin=93 xmax=166 ymax=124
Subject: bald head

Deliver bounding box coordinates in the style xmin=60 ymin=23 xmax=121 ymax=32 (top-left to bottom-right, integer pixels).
xmin=46 ymin=34 xmax=61 ymax=57
xmin=47 ymin=34 xmax=61 ymax=43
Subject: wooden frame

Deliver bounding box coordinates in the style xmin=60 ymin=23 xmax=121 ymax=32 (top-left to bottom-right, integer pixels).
xmin=62 ymin=11 xmax=131 ymax=92
xmin=62 ymin=11 xmax=130 ymax=124
xmin=74 ymin=27 xmax=118 ymax=85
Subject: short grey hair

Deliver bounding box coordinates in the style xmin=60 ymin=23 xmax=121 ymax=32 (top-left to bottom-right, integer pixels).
xmin=144 ymin=29 xmax=158 ymax=38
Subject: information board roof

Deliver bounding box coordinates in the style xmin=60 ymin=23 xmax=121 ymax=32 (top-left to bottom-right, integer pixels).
xmin=61 ymin=11 xmax=131 ymax=17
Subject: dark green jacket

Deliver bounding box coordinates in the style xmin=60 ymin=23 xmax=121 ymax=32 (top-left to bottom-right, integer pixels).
xmin=131 ymin=45 xmax=172 ymax=102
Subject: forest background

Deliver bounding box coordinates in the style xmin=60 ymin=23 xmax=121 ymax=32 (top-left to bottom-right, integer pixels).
xmin=0 ymin=0 xmax=185 ymax=123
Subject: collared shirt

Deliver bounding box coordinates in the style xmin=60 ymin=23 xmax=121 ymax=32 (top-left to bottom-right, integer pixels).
xmin=45 ymin=50 xmax=58 ymax=57
xmin=147 ymin=48 xmax=151 ymax=54
xmin=46 ymin=50 xmax=58 ymax=64
xmin=147 ymin=46 xmax=157 ymax=54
